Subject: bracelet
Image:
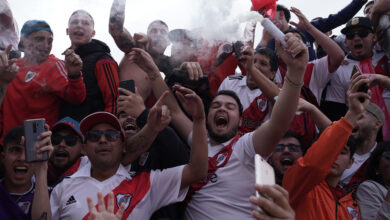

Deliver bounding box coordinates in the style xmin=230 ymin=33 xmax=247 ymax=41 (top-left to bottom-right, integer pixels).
xmin=68 ymin=71 xmax=82 ymax=79
xmin=284 ymin=76 xmax=303 ymax=88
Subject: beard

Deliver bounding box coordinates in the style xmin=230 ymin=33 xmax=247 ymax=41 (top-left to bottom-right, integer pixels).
xmin=208 ymin=125 xmax=239 ymax=144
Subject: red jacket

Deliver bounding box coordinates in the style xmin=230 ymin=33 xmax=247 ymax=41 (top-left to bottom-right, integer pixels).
xmin=283 ymin=118 xmax=361 ymax=220
xmin=0 ymin=55 xmax=86 ymax=141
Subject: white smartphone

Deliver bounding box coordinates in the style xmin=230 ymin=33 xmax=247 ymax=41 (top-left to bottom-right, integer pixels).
xmin=254 ymin=154 xmax=275 ymax=197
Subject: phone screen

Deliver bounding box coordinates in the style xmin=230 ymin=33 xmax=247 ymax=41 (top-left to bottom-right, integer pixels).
xmin=119 ymin=80 xmax=135 ymax=95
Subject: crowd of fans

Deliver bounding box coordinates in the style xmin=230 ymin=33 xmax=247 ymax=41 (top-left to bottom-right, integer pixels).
xmin=0 ymin=0 xmax=389 ymax=219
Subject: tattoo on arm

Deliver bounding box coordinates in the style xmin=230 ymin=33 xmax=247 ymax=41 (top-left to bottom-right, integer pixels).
xmin=126 ymin=134 xmax=151 ymax=153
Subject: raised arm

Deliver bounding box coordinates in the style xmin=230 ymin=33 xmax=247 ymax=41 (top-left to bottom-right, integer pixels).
xmin=297 ymin=98 xmax=332 ymax=131
xmin=109 ymin=0 xmax=135 ymax=53
xmin=252 ymin=33 xmax=308 ymax=158
xmin=290 ymin=7 xmax=344 ymax=73
xmin=126 ymin=48 xmax=193 ymax=140
xmin=173 ymin=85 xmax=207 ymax=190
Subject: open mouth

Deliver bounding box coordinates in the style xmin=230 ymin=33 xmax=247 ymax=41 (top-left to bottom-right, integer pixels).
xmin=54 ymin=151 xmax=69 ymax=159
xmin=215 ymin=113 xmax=228 ymax=129
xmin=14 ymin=166 xmax=28 ymax=175
xmin=279 ymin=155 xmax=294 ymax=171
xmin=354 ymin=44 xmax=363 ymax=50
xmin=72 ymin=31 xmax=84 ymax=37
xmin=123 ymin=119 xmax=137 ymax=134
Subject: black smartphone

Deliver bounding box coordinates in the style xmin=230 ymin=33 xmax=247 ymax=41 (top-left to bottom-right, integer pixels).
xmin=119 ymin=80 xmax=135 ymax=95
xmin=24 ymin=118 xmax=48 ymax=162
xmin=233 ymin=41 xmax=244 ymax=59
xmin=352 ymin=65 xmax=369 ymax=103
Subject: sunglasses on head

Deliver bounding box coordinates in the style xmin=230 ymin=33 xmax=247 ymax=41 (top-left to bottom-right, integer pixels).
xmin=86 ymin=130 xmax=121 ymax=142
xmin=275 ymin=144 xmax=302 ymax=152
xmin=51 ymin=134 xmax=79 ymax=146
xmin=346 ymin=29 xmax=371 ymax=40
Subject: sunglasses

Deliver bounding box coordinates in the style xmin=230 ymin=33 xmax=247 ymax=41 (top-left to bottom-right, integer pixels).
xmin=51 ymin=134 xmax=79 ymax=146
xmin=275 ymin=144 xmax=302 ymax=152
xmin=382 ymin=151 xmax=390 ymax=160
xmin=346 ymin=29 xmax=371 ymax=40
xmin=86 ymin=130 xmax=121 ymax=142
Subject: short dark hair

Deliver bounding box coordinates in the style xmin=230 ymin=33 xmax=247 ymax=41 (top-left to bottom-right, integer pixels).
xmin=346 ymin=135 xmax=357 ymax=159
xmin=212 ymin=90 xmax=243 ymax=117
xmin=3 ymin=126 xmax=24 ymax=150
xmin=255 ymin=47 xmax=279 ymax=72
xmin=283 ymin=130 xmax=304 ymax=149
xmin=365 ymin=142 xmax=390 ymax=184
xmin=284 ymin=29 xmax=306 ymax=42
xmin=277 ymin=5 xmax=291 ymax=22
xmin=147 ymin=20 xmax=168 ymax=32
xmin=69 ymin=10 xmax=95 ymax=27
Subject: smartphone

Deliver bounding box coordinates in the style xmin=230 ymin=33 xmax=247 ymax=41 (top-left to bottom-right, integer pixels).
xmin=24 ymin=118 xmax=48 ymax=162
xmin=351 ymin=65 xmax=369 ymax=103
xmin=119 ymin=80 xmax=135 ymax=95
xmin=254 ymin=154 xmax=275 ymax=212
xmin=233 ymin=41 xmax=244 ymax=59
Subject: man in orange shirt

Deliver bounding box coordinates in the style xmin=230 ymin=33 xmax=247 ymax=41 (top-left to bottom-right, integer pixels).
xmin=283 ymin=74 xmax=369 ymax=220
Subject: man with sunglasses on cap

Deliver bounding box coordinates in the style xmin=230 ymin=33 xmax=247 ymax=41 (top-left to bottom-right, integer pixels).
xmin=48 ymin=117 xmax=87 ymax=188
xmin=0 ymin=20 xmax=86 ymax=144
xmin=50 ymin=87 xmax=208 ymax=219
xmin=320 ymin=16 xmax=390 ymax=141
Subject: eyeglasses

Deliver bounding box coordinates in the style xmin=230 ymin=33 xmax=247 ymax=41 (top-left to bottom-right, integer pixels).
xmin=51 ymin=134 xmax=79 ymax=146
xmin=382 ymin=151 xmax=390 ymax=160
xmin=275 ymin=144 xmax=302 ymax=152
xmin=346 ymin=29 xmax=371 ymax=40
xmin=86 ymin=130 xmax=121 ymax=142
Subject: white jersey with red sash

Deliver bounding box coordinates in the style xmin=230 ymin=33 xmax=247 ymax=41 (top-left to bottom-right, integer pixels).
xmin=50 ymin=160 xmax=187 ymax=220
xmin=184 ymin=131 xmax=258 ymax=220
xmin=218 ymin=75 xmax=271 ymax=134
xmin=324 ymin=51 xmax=390 ymax=140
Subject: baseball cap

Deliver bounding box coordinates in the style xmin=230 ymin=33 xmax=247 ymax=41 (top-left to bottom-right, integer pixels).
xmin=80 ymin=112 xmax=125 ymax=140
xmin=52 ymin=117 xmax=84 ymax=141
xmin=21 ymin=20 xmax=53 ymax=37
xmin=366 ymin=102 xmax=385 ymax=125
xmin=341 ymin=17 xmax=374 ymax=34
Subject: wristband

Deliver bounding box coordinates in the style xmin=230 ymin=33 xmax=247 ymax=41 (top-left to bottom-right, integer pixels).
xmin=68 ymin=72 xmax=82 ymax=79
xmin=284 ymin=76 xmax=303 ymax=88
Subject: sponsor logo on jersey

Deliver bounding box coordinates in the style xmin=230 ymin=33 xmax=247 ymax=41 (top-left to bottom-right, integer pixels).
xmin=18 ymin=201 xmax=31 ymax=214
xmin=66 ymin=195 xmax=77 ymax=206
xmin=138 ymin=152 xmax=149 ymax=166
xmin=25 ymin=71 xmax=38 ymax=82
xmin=116 ymin=193 xmax=132 ymax=210
xmin=347 ymin=206 xmax=359 ymax=220
xmin=216 ymin=152 xmax=228 ymax=167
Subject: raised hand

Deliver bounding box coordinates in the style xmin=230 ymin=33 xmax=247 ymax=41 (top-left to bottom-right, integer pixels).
xmin=117 ymin=87 xmax=145 ymax=118
xmin=237 ymin=46 xmax=255 ymax=73
xmin=172 ymin=84 xmax=205 ymax=121
xmin=87 ymin=192 xmax=124 ymax=220
xmin=289 ymin=7 xmax=313 ymax=32
xmin=64 ymin=49 xmax=83 ymax=76
xmin=126 ymin=48 xmax=160 ymax=80
xmin=0 ymin=44 xmax=18 ymax=83
xmin=179 ymin=62 xmax=204 ymax=81
xmin=147 ymin=91 xmax=172 ymax=133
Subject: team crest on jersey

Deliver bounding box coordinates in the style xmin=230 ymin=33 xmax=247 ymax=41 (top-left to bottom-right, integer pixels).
xmin=138 ymin=152 xmax=149 ymax=166
xmin=257 ymin=98 xmax=267 ymax=112
xmin=347 ymin=206 xmax=359 ymax=220
xmin=116 ymin=193 xmax=132 ymax=210
xmin=216 ymin=152 xmax=228 ymax=167
xmin=25 ymin=71 xmax=38 ymax=82
xmin=18 ymin=201 xmax=31 ymax=214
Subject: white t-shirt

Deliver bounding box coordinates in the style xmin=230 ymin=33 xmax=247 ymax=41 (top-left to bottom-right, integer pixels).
xmin=50 ymin=161 xmax=187 ymax=220
xmin=340 ymin=143 xmax=377 ymax=185
xmin=184 ymin=132 xmax=258 ymax=220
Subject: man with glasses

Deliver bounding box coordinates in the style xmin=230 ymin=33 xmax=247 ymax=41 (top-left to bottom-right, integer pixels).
xmin=268 ymin=130 xmax=304 ymax=185
xmin=50 ymin=83 xmax=208 ymax=219
xmin=321 ymin=17 xmax=390 ymax=141
xmin=48 ymin=117 xmax=87 ymax=188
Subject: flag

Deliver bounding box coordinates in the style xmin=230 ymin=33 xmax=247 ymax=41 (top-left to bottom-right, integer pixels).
xmin=251 ymin=0 xmax=278 ymax=18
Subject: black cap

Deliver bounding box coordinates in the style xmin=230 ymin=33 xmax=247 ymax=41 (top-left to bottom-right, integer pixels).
xmin=341 ymin=17 xmax=373 ymax=34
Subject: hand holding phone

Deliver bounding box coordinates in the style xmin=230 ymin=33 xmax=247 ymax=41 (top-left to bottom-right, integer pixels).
xmin=254 ymin=154 xmax=275 ymax=212
xmin=119 ymin=80 xmax=135 ymax=96
xmin=24 ymin=118 xmax=48 ymax=162
xmin=351 ymin=65 xmax=369 ymax=103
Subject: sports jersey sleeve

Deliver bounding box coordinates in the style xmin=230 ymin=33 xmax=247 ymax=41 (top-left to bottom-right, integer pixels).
xmin=218 ymin=77 xmax=230 ymax=91
xmin=282 ymin=117 xmax=353 ymax=205
xmin=149 ymin=165 xmax=188 ymax=210
xmin=50 ymin=60 xmax=86 ymax=105
xmin=94 ymin=59 xmax=119 ymax=115
xmin=356 ymin=180 xmax=390 ymax=220
xmin=304 ymin=56 xmax=332 ymax=103
xmin=234 ymin=132 xmax=256 ymax=166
